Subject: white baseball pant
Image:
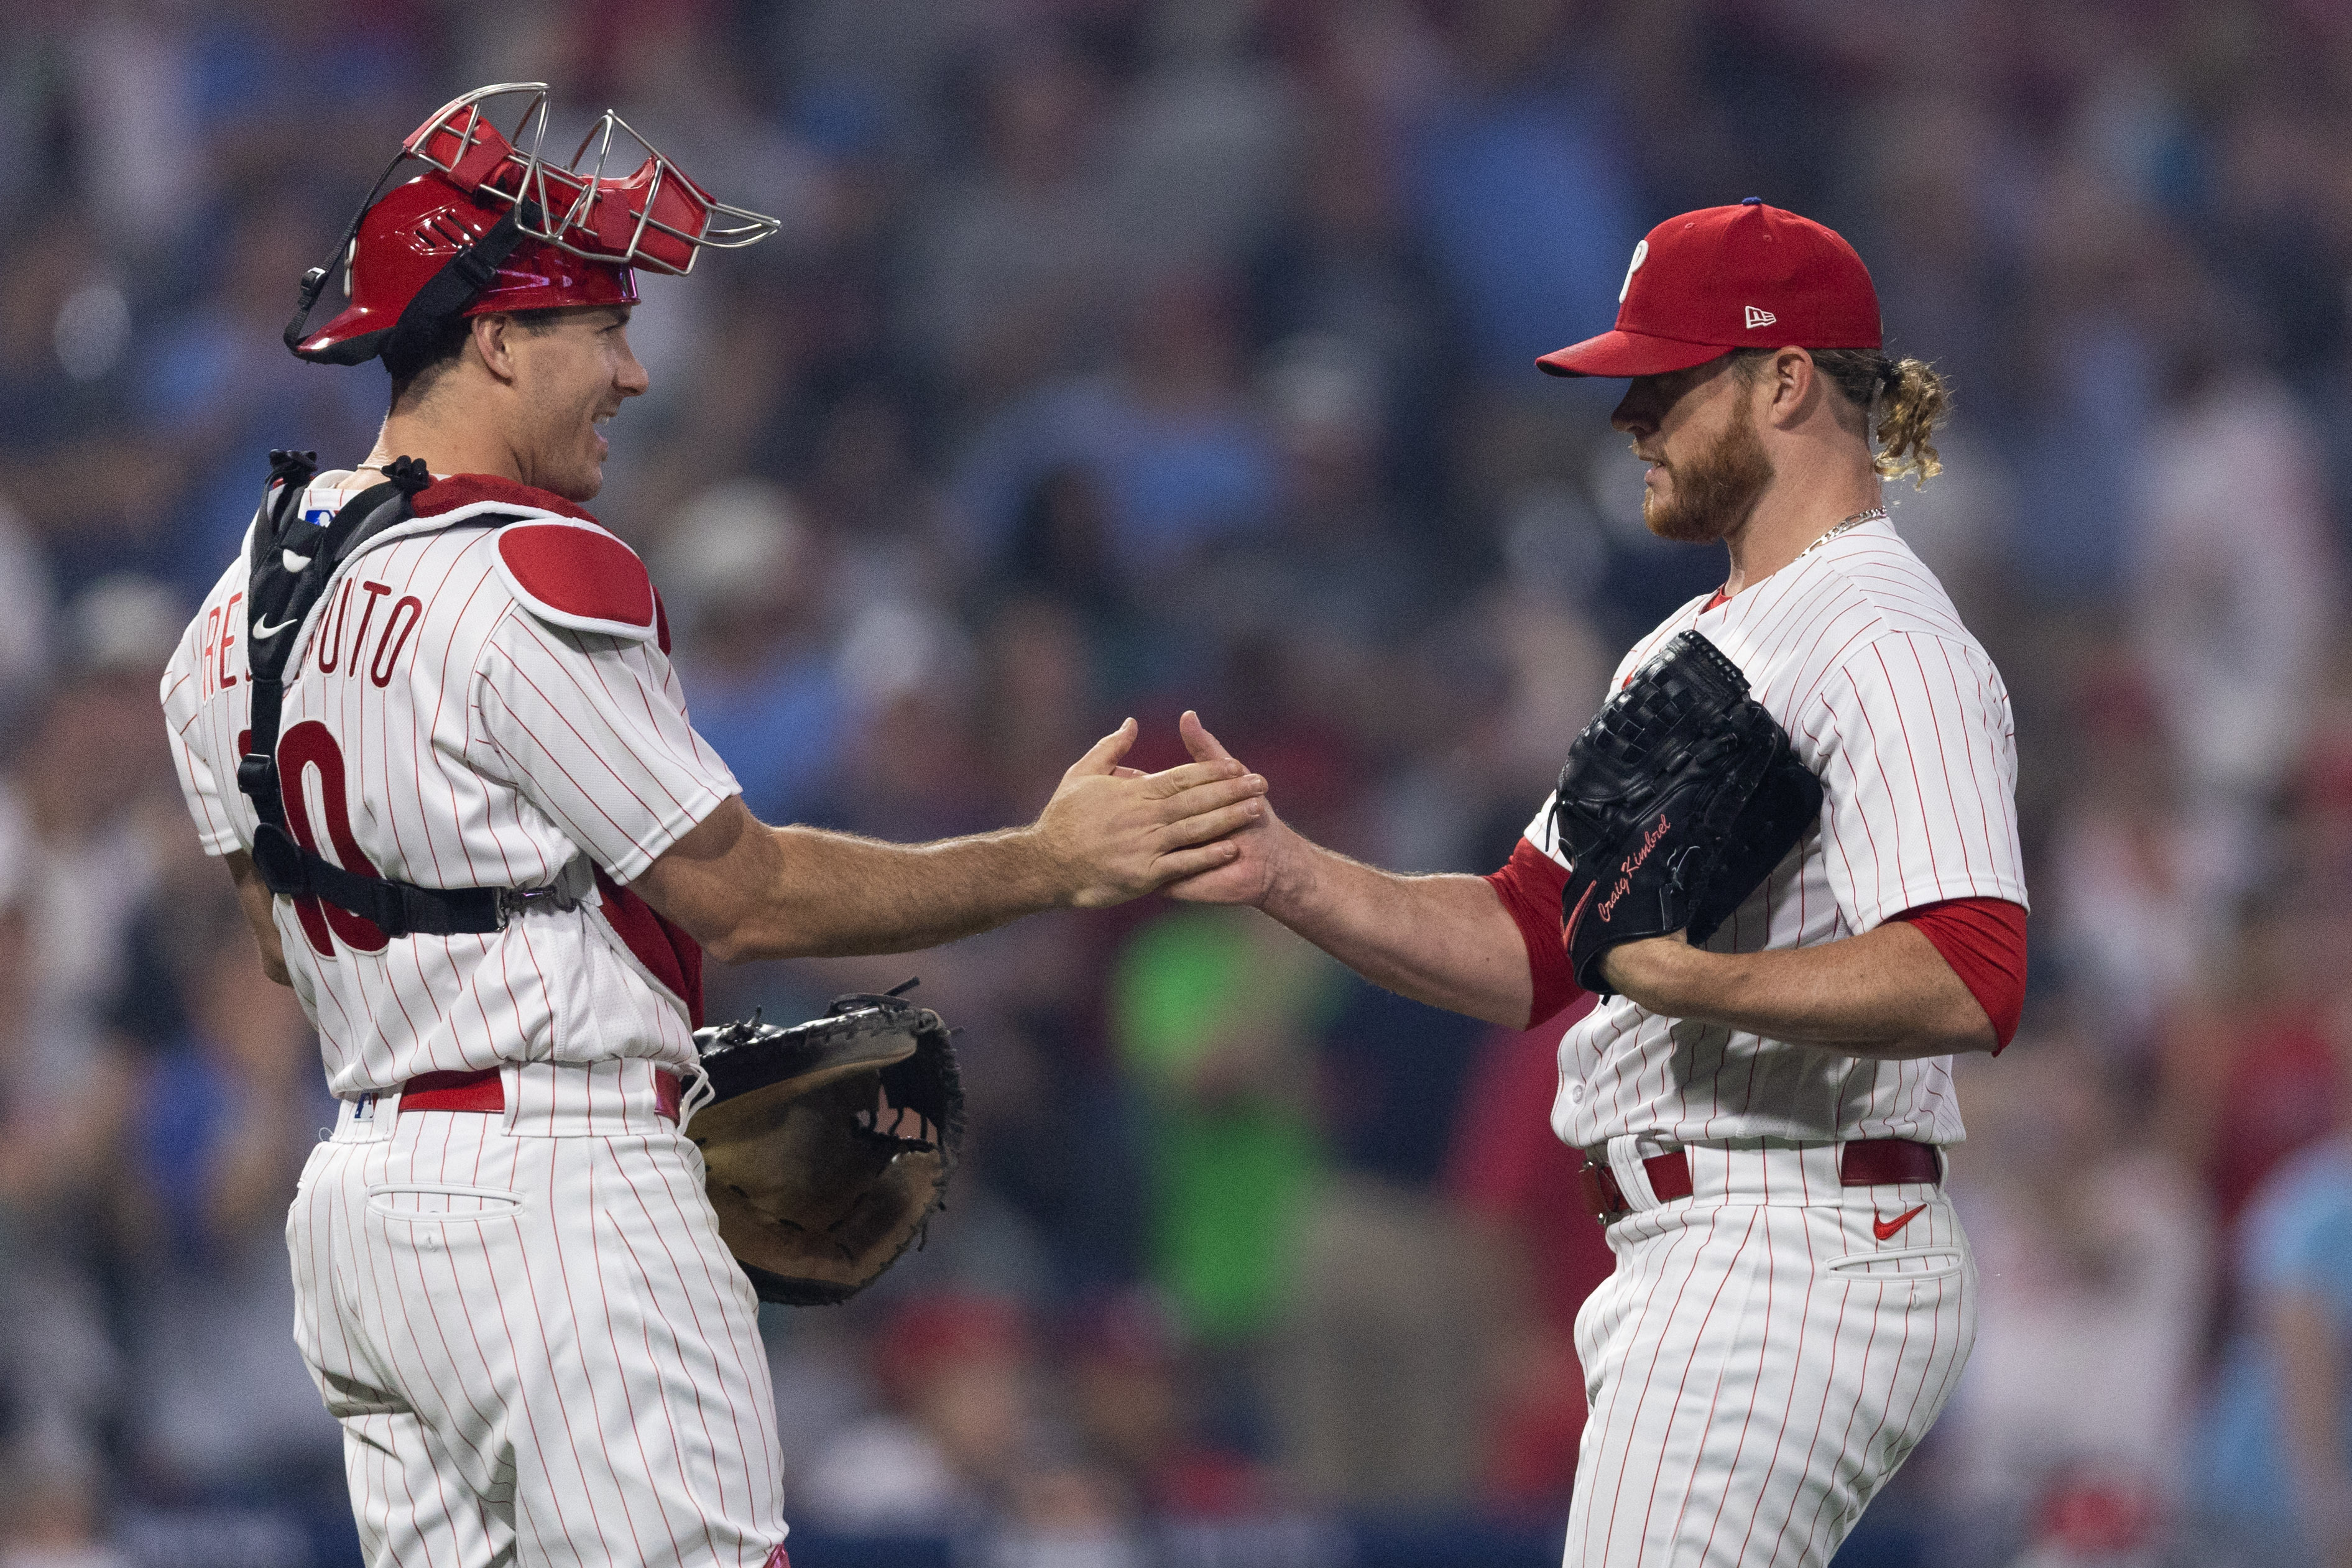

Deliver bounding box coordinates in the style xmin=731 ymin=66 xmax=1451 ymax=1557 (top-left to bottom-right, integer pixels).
xmin=1566 ymin=1140 xmax=1975 ymax=1567
xmin=287 ymin=1062 xmax=790 ymax=1567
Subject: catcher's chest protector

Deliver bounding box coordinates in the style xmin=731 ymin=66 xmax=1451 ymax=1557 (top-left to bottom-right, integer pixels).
xmin=233 ymin=451 xmax=579 ymax=938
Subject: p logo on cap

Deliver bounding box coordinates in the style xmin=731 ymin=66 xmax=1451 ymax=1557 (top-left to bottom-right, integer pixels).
xmin=1539 ymin=200 xmax=1882 ymax=379
xmin=1618 ymin=239 xmax=1649 ymax=304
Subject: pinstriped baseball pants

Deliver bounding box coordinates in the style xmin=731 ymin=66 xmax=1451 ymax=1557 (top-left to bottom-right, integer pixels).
xmin=1564 ymin=1141 xmax=1975 ymax=1567
xmin=287 ymin=1079 xmax=789 ymax=1568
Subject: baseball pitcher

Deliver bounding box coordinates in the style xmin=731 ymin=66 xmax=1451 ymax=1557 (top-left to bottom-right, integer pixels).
xmin=1169 ymin=200 xmax=2028 ymax=1566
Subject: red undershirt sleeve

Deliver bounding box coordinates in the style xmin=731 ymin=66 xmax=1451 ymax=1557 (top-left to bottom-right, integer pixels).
xmin=1891 ymin=897 xmax=2028 ymax=1053
xmin=1483 ymin=836 xmax=1585 ymax=1031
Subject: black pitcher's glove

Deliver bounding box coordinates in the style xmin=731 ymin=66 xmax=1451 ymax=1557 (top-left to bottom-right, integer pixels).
xmin=1553 ymin=631 xmax=1824 ymax=997
xmin=689 ymin=983 xmax=962 ymax=1306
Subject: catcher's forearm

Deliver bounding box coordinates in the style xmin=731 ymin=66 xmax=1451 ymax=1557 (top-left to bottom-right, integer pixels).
xmin=728 ymin=822 xmax=1072 ymax=958
xmin=639 ymin=798 xmax=1070 ymax=961
xmin=1601 ymin=922 xmax=1993 ymax=1058
xmin=1258 ymin=834 xmax=1534 ymax=1028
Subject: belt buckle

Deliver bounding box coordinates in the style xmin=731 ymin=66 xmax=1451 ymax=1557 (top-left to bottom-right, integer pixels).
xmin=1580 ymin=1158 xmax=1630 ymax=1223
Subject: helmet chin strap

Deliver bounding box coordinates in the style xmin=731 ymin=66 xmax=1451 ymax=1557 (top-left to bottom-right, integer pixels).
xmin=285 ymin=145 xmax=407 ymax=358
xmin=373 ymin=200 xmax=543 ymax=377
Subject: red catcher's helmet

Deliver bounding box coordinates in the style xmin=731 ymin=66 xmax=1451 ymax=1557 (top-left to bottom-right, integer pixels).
xmin=288 ymin=83 xmax=778 ymax=373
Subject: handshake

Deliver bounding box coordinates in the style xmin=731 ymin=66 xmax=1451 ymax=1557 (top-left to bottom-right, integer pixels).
xmin=1030 ymin=709 xmax=1288 ymax=913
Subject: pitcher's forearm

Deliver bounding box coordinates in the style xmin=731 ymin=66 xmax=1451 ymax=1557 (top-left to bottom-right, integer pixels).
xmin=1602 ymin=922 xmax=1994 ymax=1059
xmin=1261 ymin=840 xmax=1533 ymax=1027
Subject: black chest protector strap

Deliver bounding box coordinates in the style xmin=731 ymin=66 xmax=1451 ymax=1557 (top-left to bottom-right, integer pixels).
xmin=235 ymin=451 xmax=558 ymax=939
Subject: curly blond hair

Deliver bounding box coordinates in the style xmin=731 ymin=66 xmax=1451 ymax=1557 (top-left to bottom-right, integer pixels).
xmin=1733 ymin=348 xmax=1949 ymax=486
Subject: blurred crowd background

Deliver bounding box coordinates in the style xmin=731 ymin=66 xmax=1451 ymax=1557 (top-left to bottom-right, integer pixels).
xmin=3 ymin=1 xmax=2351 ymax=1565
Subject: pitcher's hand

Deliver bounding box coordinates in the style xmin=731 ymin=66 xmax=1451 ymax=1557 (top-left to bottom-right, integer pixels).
xmin=1160 ymin=711 xmax=1298 ymax=909
xmin=1033 ymin=718 xmax=1267 ymax=908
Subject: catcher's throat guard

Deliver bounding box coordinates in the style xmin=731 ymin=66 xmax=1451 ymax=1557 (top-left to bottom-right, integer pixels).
xmin=690 ymin=985 xmax=964 ymax=1307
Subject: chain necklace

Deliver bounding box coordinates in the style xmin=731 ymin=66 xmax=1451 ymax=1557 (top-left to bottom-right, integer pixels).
xmin=1796 ymin=505 xmax=1887 ymax=560
xmin=1713 ymin=507 xmax=1888 ymax=606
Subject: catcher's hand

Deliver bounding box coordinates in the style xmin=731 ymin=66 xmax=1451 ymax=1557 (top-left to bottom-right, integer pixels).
xmin=1038 ymin=719 xmax=1267 ymax=909
xmin=690 ymin=983 xmax=962 ymax=1306
xmin=1554 ymin=631 xmax=1822 ymax=997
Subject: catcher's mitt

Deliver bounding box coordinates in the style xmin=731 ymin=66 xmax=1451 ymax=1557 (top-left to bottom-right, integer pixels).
xmin=689 ymin=983 xmax=962 ymax=1306
xmin=1554 ymin=630 xmax=1824 ymax=997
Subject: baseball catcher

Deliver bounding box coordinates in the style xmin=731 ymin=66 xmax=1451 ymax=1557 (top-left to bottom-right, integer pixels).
xmin=160 ymin=79 xmax=1266 ymax=1568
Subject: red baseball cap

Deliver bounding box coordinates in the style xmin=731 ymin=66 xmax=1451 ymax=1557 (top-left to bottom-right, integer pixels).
xmin=1538 ymin=198 xmax=1881 ymax=378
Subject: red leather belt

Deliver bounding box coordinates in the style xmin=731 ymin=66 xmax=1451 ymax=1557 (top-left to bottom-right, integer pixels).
xmin=396 ymin=1066 xmax=683 ymax=1123
xmin=1579 ymin=1138 xmax=1940 ymax=1224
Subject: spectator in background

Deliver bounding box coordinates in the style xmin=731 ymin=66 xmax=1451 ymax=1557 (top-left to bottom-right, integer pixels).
xmin=2161 ymin=898 xmax=2348 ymax=1248
xmin=1995 ymin=162 xmax=2161 ymax=603
xmin=952 ymin=266 xmax=1280 ymax=594
xmin=2192 ymin=1079 xmax=2352 ymax=1566
xmin=1110 ymin=905 xmax=1341 ymax=1456
xmin=1191 ymin=333 xmax=1429 ymax=657
xmin=0 ymin=215 xmax=170 ymax=593
xmin=0 ymin=775 xmax=124 ymax=1568
xmin=119 ymin=916 xmax=341 ymax=1501
xmin=904 ymin=31 xmax=1129 ymax=414
xmin=1067 ymin=1288 xmax=1272 ymax=1520
xmin=1403 ymin=0 xmax=1637 ymax=379
xmin=800 ymin=386 xmax=951 ymax=576
xmin=0 ymin=577 xmax=188 ymax=1556
xmin=993 ymin=463 xmax=1178 ymax=713
xmin=1245 ymin=90 xmax=1449 ymax=499
xmin=2129 ymin=342 xmax=2336 ymax=882
xmin=659 ymin=479 xmax=851 ymax=830
xmin=830 ymin=593 xmax=994 ymax=844
xmin=799 ymin=1293 xmax=1045 ymax=1533
xmin=2046 ymin=656 xmax=2223 ymax=1057
xmin=1939 ymin=1033 xmax=2212 ymax=1560
xmin=1444 ymin=998 xmax=1614 ymax=1510
xmin=1107 ymin=0 xmax=1301 ymax=275
xmin=1265 ymin=1013 xmax=1487 ymax=1507
xmin=134 ymin=195 xmax=380 ymax=593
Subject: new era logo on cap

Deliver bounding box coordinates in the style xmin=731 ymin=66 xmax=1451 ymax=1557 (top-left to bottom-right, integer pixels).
xmin=1537 ymin=199 xmax=1883 ymax=379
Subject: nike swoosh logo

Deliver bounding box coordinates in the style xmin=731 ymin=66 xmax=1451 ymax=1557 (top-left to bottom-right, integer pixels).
xmin=1873 ymin=1204 xmax=1927 ymax=1242
xmin=252 ymin=616 xmax=297 ymax=639
xmin=282 ymin=548 xmax=312 ymax=573
xmin=1562 ymin=880 xmax=1597 ymax=952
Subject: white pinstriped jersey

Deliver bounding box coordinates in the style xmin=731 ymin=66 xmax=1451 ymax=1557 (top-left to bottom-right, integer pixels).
xmin=1528 ymin=514 xmax=2026 ymax=1151
xmin=161 ymin=471 xmax=739 ymax=1100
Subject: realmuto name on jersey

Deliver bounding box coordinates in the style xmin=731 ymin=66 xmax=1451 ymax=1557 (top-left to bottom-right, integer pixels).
xmin=193 ymin=590 xmax=244 ymax=701
xmin=161 ymin=468 xmax=742 ymax=1100
xmin=311 ymin=576 xmax=426 ymax=686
